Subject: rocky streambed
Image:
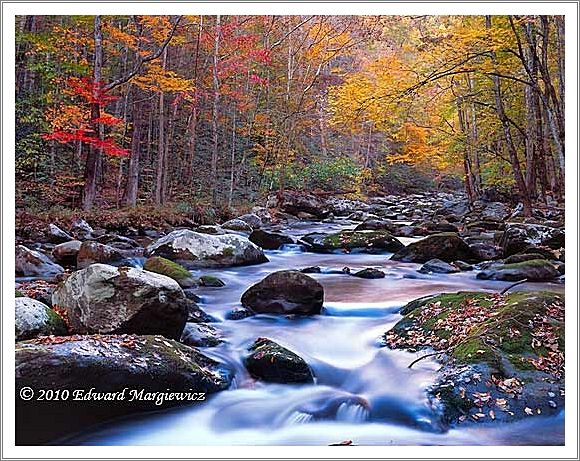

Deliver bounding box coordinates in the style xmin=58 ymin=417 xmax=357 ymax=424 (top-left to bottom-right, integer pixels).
xmin=14 ymin=191 xmax=565 ymax=445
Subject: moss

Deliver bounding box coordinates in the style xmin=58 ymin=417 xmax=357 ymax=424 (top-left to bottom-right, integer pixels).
xmin=198 ymin=275 xmax=225 ymax=287
xmin=15 ymin=289 xmax=24 ymax=297
xmin=143 ymin=256 xmax=192 ymax=282
xmin=322 ymin=230 xmax=399 ymax=250
xmin=222 ymin=247 xmax=235 ymax=257
xmin=500 ymin=259 xmax=554 ymax=270
xmin=46 ymin=308 xmax=67 ymax=334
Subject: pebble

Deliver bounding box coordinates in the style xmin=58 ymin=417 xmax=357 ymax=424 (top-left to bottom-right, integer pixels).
xmin=548 ymin=400 xmax=557 ymax=408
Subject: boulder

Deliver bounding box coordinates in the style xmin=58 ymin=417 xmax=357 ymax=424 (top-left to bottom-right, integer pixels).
xmin=222 ymin=218 xmax=253 ymax=232
xmin=198 ymin=275 xmax=226 ymax=287
xmin=76 ymin=241 xmax=137 ymax=269
xmin=504 ymin=253 xmax=548 ymax=264
xmin=143 ymin=256 xmax=197 ymax=288
xmin=52 ymin=264 xmax=188 ymax=339
xmin=146 ymin=229 xmax=268 ymax=268
xmin=16 ymin=335 xmax=231 ymax=444
xmin=15 ymin=297 xmax=67 ymax=341
xmin=418 ymin=258 xmax=460 ymax=274
xmin=391 ymin=233 xmax=478 ymax=264
xmin=327 ymin=198 xmax=369 ymax=216
xmin=501 ymin=223 xmax=565 ymax=256
xmin=241 ymin=270 xmax=323 ymax=315
xmin=354 ymin=218 xmax=397 ymax=233
xmin=237 ymin=213 xmax=263 ymax=229
xmin=70 ymin=218 xmax=93 ymax=239
xmin=16 ymin=280 xmax=55 ymax=306
xmin=453 ymin=260 xmax=473 ymax=271
xmin=477 ymin=259 xmax=559 ymax=282
xmin=47 ymin=224 xmax=73 ymax=244
xmin=180 ymin=323 xmax=224 ymax=347
xmin=51 ymin=240 xmax=82 ymax=266
xmin=352 ymin=268 xmax=386 ymax=279
xmin=469 ymin=242 xmax=504 ymax=261
xmin=244 ymin=337 xmax=314 ymax=384
xmin=15 ymin=245 xmax=64 ymax=277
xmin=95 ymin=234 xmax=142 ymax=250
xmin=276 ymin=191 xmax=329 ymax=219
xmin=301 ymin=230 xmax=404 ymax=253
xmin=226 ymin=307 xmax=255 ymax=320
xmin=249 ymin=229 xmax=294 ymax=250
xmin=251 ymin=206 xmax=272 ymax=224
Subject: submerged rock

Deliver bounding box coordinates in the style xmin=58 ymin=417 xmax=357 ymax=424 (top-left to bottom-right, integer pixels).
xmin=244 ymin=337 xmax=314 ymax=384
xmin=52 ymin=263 xmax=188 ymax=339
xmin=143 ymin=256 xmax=197 ymax=288
xmin=16 ymin=335 xmax=231 ymax=444
xmin=241 ymin=270 xmax=323 ymax=315
xmin=391 ymin=233 xmax=478 ymax=263
xmin=15 ymin=297 xmax=67 ymax=341
xmin=301 ymin=230 xmax=404 ymax=253
xmin=146 ymin=229 xmax=268 ymax=268
xmin=476 ymin=259 xmax=559 ymax=282
xmin=180 ymin=323 xmax=224 ymax=347
xmin=15 ymin=245 xmax=64 ymax=277
xmin=352 ymin=268 xmax=386 ymax=279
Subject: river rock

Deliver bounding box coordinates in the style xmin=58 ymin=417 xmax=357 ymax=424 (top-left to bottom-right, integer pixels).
xmin=198 ymin=275 xmax=226 ymax=287
xmin=146 ymin=229 xmax=268 ymax=268
xmin=354 ymin=218 xmax=397 ymax=233
xmin=16 ymin=334 xmax=231 ymax=444
xmin=222 ymin=218 xmax=253 ymax=232
xmin=52 ymin=263 xmax=188 ymax=339
xmin=76 ymin=241 xmax=137 ymax=269
xmin=476 ymin=259 xmax=559 ymax=282
xmin=51 ymin=240 xmax=82 ymax=266
xmin=226 ymin=307 xmax=255 ymax=320
xmin=391 ymin=233 xmax=478 ymax=263
xmin=301 ymin=230 xmax=404 ymax=253
xmin=180 ymin=323 xmax=224 ymax=347
xmin=15 ymin=245 xmax=64 ymax=277
xmin=70 ymin=218 xmax=93 ymax=239
xmin=276 ymin=190 xmax=329 ymax=219
xmin=95 ymin=234 xmax=142 ymax=250
xmin=327 ymin=198 xmax=369 ymax=216
xmin=251 ymin=206 xmax=272 ymax=224
xmin=418 ymin=259 xmax=460 ymax=274
xmin=244 ymin=337 xmax=314 ymax=384
xmin=501 ymin=223 xmax=565 ymax=256
xmin=249 ymin=229 xmax=294 ymax=250
xmin=468 ymin=242 xmax=504 ymax=261
xmin=143 ymin=256 xmax=197 ymax=288
xmin=352 ymin=268 xmax=386 ymax=279
xmin=241 ymin=270 xmax=323 ymax=315
xmin=237 ymin=213 xmax=263 ymax=229
xmin=15 ymin=297 xmax=67 ymax=341
xmin=47 ymin=224 xmax=73 ymax=244
xmin=503 ymin=253 xmax=548 ymax=264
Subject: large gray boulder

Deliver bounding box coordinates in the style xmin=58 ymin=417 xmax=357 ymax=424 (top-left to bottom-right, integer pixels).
xmin=146 ymin=229 xmax=268 ymax=268
xmin=16 ymin=335 xmax=231 ymax=444
xmin=241 ymin=270 xmax=323 ymax=315
xmin=52 ymin=264 xmax=188 ymax=339
xmin=501 ymin=223 xmax=565 ymax=256
xmin=391 ymin=233 xmax=479 ymax=263
xmin=15 ymin=245 xmax=64 ymax=277
xmin=15 ymin=297 xmax=67 ymax=341
xmin=477 ymin=259 xmax=560 ymax=282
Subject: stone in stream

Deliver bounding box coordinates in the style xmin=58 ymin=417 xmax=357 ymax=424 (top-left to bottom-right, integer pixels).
xmin=47 ymin=224 xmax=73 ymax=244
xmin=501 ymin=223 xmax=564 ymax=256
xmin=236 ymin=213 xmax=263 ymax=229
xmin=146 ymin=229 xmax=268 ymax=268
xmin=244 ymin=337 xmax=314 ymax=384
xmin=52 ymin=240 xmax=82 ymax=267
xmin=249 ymin=229 xmax=294 ymax=250
xmin=300 ymin=266 xmax=322 ymax=274
xmin=76 ymin=241 xmax=141 ymax=269
xmin=275 ymin=190 xmax=330 ymax=219
xmin=301 ymin=230 xmax=404 ymax=254
xmin=15 ymin=334 xmax=231 ymax=445
xmin=15 ymin=297 xmax=67 ymax=341
xmin=352 ymin=268 xmax=386 ymax=279
xmin=143 ymin=256 xmax=197 ymax=288
xmin=180 ymin=323 xmax=224 ymax=347
xmin=241 ymin=270 xmax=323 ymax=315
xmin=52 ymin=263 xmax=188 ymax=339
xmin=226 ymin=307 xmax=255 ymax=320
xmin=418 ymin=258 xmax=459 ymax=274
xmin=452 ymin=260 xmax=473 ymax=271
xmin=390 ymin=232 xmax=479 ymax=264
xmin=354 ymin=218 xmax=397 ymax=233
xmin=15 ymin=245 xmax=64 ymax=277
xmin=70 ymin=218 xmax=94 ymax=239
xmin=476 ymin=259 xmax=559 ymax=282
xmin=221 ymin=218 xmax=253 ymax=233
xmin=198 ymin=275 xmax=226 ymax=287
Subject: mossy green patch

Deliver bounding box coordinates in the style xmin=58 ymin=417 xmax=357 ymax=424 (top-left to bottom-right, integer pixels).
xmin=143 ymin=256 xmax=192 ymax=282
xmin=15 ymin=289 xmax=24 ymax=297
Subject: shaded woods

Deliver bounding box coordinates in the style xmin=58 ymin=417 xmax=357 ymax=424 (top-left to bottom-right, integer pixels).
xmin=16 ymin=15 xmax=564 ymax=216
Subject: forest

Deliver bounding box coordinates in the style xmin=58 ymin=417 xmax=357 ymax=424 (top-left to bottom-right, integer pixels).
xmin=14 ymin=14 xmax=566 ymax=448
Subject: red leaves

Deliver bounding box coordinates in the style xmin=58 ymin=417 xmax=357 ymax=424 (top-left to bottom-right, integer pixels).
xmin=66 ymin=77 xmax=118 ymax=107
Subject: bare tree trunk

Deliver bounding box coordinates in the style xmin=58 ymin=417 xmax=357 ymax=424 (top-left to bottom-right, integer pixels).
xmin=124 ymin=99 xmax=142 ymax=206
xmin=154 ymin=47 xmax=168 ymax=205
xmin=211 ymin=15 xmax=221 ymax=205
xmin=228 ymin=107 xmax=237 ymax=208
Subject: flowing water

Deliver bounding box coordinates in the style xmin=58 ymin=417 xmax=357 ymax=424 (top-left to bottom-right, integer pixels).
xmin=67 ymin=220 xmax=565 ymax=446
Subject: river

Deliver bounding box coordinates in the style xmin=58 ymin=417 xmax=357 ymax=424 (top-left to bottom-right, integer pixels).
xmin=65 ymin=219 xmax=565 ymax=446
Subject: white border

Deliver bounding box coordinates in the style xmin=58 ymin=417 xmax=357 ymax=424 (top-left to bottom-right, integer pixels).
xmin=2 ymin=2 xmax=578 ymax=459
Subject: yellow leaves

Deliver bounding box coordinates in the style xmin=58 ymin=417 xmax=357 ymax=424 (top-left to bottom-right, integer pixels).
xmin=133 ymin=64 xmax=194 ymax=94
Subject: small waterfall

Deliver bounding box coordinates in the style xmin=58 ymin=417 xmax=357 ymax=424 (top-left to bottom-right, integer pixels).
xmin=279 ymin=243 xmax=305 ymax=253
xmin=285 ymin=411 xmax=314 ymax=425
xmin=336 ymin=402 xmax=370 ymax=422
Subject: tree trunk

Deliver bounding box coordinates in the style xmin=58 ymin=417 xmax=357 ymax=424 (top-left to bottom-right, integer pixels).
xmin=154 ymin=47 xmax=168 ymax=205
xmin=124 ymin=99 xmax=142 ymax=206
xmin=211 ymin=15 xmax=221 ymax=205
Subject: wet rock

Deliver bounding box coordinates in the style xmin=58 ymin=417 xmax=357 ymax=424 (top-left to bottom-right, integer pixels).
xmin=47 ymin=224 xmax=73 ymax=244
xmin=393 ymin=225 xmax=417 ymax=237
xmin=300 ymin=266 xmax=321 ymax=274
xmin=95 ymin=234 xmax=142 ymax=250
xmin=352 ymin=268 xmax=386 ymax=279
xmin=276 ymin=190 xmax=329 ymax=219
xmin=180 ymin=323 xmax=224 ymax=347
xmin=418 ymin=258 xmax=460 ymax=274
xmin=15 ymin=245 xmax=64 ymax=277
xmin=249 ymin=229 xmax=294 ymax=250
xmin=418 ymin=220 xmax=460 ymax=234
xmin=15 ymin=297 xmax=67 ymax=341
xmin=70 ymin=218 xmax=93 ymax=239
xmin=77 ymin=241 xmax=138 ymax=269
xmin=52 ymin=263 xmax=188 ymax=339
xmin=226 ymin=307 xmax=255 ymax=320
xmin=453 ymin=260 xmax=473 ymax=271
xmin=504 ymin=253 xmax=548 ymax=264
xmin=354 ymin=218 xmax=397 ymax=233
xmin=476 ymin=259 xmax=559 ymax=282
xmin=143 ymin=256 xmax=197 ymax=288
xmin=301 ymin=230 xmax=404 ymax=254
xmin=391 ymin=233 xmax=478 ymax=264
xmin=196 ymin=224 xmax=225 ymax=235
xmin=241 ymin=270 xmax=323 ymax=315
xmin=244 ymin=337 xmax=314 ymax=384
xmin=198 ymin=275 xmax=226 ymax=287
xmin=185 ymin=299 xmax=217 ymax=323
xmin=146 ymin=229 xmax=268 ymax=268
xmin=251 ymin=206 xmax=272 ymax=224
xmin=501 ymin=223 xmax=564 ymax=256
xmin=468 ymin=242 xmax=504 ymax=261
xmin=51 ymin=240 xmax=82 ymax=267
xmin=16 ymin=335 xmax=231 ymax=444
xmin=237 ymin=213 xmax=263 ymax=229
xmin=222 ymin=218 xmax=253 ymax=233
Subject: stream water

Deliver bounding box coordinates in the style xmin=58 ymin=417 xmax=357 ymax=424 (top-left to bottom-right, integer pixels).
xmin=66 ymin=220 xmax=565 ymax=446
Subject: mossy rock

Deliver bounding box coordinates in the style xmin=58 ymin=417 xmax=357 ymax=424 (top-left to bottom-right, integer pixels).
xmin=143 ymin=256 xmax=196 ymax=288
xmin=302 ymin=230 xmax=404 ymax=253
xmin=198 ymin=275 xmax=226 ymax=287
xmin=390 ymin=232 xmax=479 ymax=263
xmin=477 ymin=259 xmax=559 ymax=281
xmin=15 ymin=289 xmax=24 ymax=298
